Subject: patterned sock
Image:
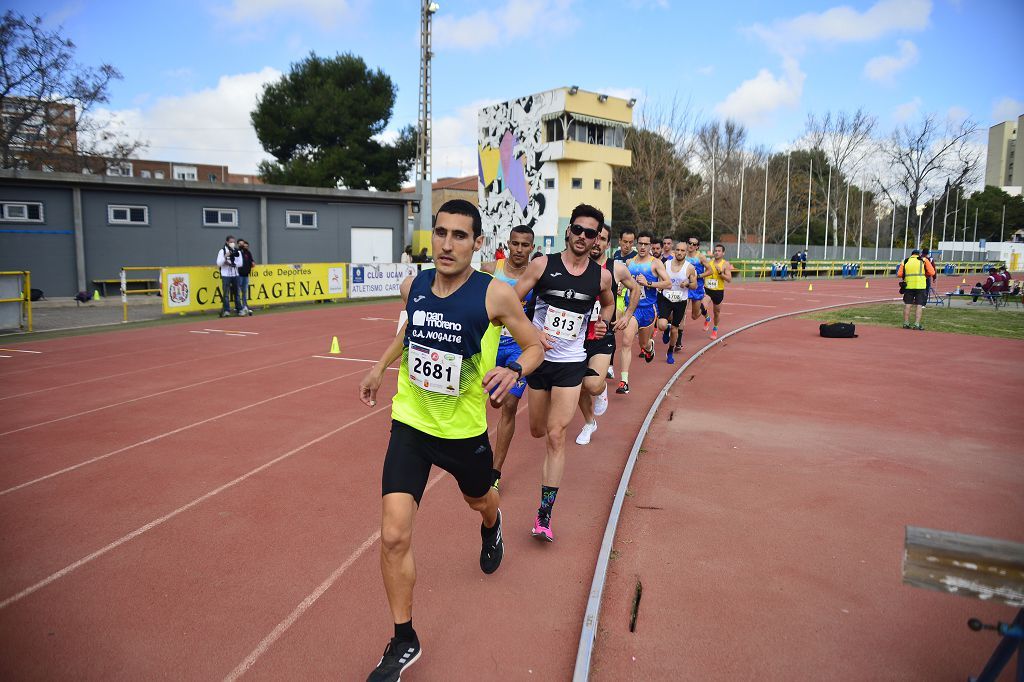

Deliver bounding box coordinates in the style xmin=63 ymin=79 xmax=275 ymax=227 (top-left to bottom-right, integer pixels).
xmin=539 ymin=485 xmax=559 ymax=520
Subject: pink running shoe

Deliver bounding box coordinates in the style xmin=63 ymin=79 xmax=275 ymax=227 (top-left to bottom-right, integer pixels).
xmin=703 ymin=319 xmax=710 ymax=332
xmin=531 ymin=515 xmax=553 ymax=542
xmin=710 ymin=329 xmax=718 ymax=340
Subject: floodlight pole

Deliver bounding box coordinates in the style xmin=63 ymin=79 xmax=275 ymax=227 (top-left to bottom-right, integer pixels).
xmin=416 ymin=1 xmax=438 ymax=237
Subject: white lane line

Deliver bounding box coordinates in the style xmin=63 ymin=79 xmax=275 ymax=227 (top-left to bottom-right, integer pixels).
xmin=312 ymin=355 xmax=399 ymax=370
xmin=0 ymin=355 xmax=11 ymax=358
xmin=0 ymin=404 xmax=391 ymax=611
xmin=0 ymin=349 xmax=42 ymax=353
xmin=0 ymin=367 xmax=368 ymax=496
xmin=189 ymin=331 xmax=211 ymax=335
xmin=204 ymin=329 xmax=260 ymax=335
xmin=226 ymin=333 xmax=248 ymax=337
xmin=223 ymin=403 xmax=526 ymax=681
xmin=0 ymin=357 xmax=307 ymax=437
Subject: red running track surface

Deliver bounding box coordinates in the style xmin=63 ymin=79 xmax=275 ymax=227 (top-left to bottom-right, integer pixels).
xmin=0 ymin=275 xmax=1002 ymax=680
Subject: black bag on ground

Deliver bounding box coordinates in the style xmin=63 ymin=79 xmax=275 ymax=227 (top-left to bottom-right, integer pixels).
xmin=74 ymin=291 xmax=91 ymax=303
xmin=29 ymin=288 xmax=44 ymax=301
xmin=819 ymin=322 xmax=857 ymax=338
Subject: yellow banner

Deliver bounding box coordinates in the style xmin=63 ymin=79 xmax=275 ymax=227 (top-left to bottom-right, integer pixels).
xmin=161 ymin=263 xmax=347 ymax=314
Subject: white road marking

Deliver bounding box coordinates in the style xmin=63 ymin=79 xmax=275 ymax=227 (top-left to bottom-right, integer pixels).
xmin=0 ymin=349 xmax=42 ymax=353
xmin=189 ymin=331 xmax=211 ymax=334
xmin=312 ymin=355 xmax=398 ymax=370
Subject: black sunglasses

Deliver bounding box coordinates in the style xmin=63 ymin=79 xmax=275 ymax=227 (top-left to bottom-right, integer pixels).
xmin=569 ymin=224 xmax=599 ymax=239
xmin=687 ymin=241 xmax=699 ymax=246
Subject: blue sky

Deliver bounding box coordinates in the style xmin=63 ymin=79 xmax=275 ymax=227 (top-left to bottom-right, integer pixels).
xmin=12 ymin=0 xmax=1024 ymax=179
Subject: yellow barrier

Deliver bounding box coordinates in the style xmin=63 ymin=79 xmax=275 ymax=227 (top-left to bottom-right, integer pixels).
xmin=160 ymin=262 xmax=348 ymax=314
xmin=0 ymin=270 xmax=32 ymax=332
xmin=731 ymin=259 xmax=1000 ymax=280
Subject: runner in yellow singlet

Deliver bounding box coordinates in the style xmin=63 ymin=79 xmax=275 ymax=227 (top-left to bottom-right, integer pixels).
xmin=703 ymin=243 xmax=732 ymax=340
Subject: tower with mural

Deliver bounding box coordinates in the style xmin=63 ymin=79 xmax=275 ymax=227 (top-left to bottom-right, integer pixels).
xmin=477 ymin=87 xmax=633 ymax=253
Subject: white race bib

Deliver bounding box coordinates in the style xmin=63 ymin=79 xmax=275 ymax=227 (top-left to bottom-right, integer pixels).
xmin=664 ymin=289 xmax=687 ymax=303
xmin=704 ymin=278 xmax=719 ymax=289
xmin=543 ymin=305 xmax=585 ymax=340
xmin=408 ymin=342 xmax=462 ymax=396
xmin=591 ymin=299 xmax=602 ymax=317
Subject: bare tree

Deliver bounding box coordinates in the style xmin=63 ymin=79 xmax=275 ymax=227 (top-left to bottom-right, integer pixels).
xmin=614 ymin=97 xmax=701 ymax=235
xmin=878 ymin=113 xmax=980 ymax=228
xmin=803 ymin=109 xmax=877 ymax=248
xmin=0 ymin=11 xmax=145 ymax=172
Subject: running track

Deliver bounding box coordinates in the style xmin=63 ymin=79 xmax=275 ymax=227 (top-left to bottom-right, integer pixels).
xmin=0 ymin=276 xmax=975 ymax=679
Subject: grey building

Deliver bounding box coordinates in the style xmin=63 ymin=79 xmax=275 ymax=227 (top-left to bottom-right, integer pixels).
xmin=0 ymin=170 xmax=417 ymax=296
xmin=985 ymin=116 xmax=1023 ymax=190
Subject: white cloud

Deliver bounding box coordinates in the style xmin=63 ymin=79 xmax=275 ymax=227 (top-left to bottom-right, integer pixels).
xmin=864 ymin=40 xmax=919 ymax=84
xmin=893 ymin=97 xmax=923 ymax=122
xmin=750 ymin=0 xmax=931 ymax=54
xmin=93 ymin=68 xmax=281 ymax=174
xmin=946 ymin=105 xmax=970 ymax=123
xmin=697 ymin=65 xmax=715 ymax=77
xmin=217 ymin=0 xmax=352 ymax=26
xmin=714 ymin=57 xmax=805 ymax=126
xmin=433 ymin=0 xmax=576 ymax=51
xmin=992 ymin=97 xmax=1024 ymax=123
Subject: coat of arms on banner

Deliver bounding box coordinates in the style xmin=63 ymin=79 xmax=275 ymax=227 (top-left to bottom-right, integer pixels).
xmin=328 ymin=267 xmax=345 ymax=294
xmin=167 ymin=274 xmax=190 ymax=307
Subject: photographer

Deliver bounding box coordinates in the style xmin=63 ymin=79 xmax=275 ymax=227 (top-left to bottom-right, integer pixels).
xmin=237 ymin=239 xmax=255 ymax=316
xmin=216 ymin=235 xmax=243 ymax=318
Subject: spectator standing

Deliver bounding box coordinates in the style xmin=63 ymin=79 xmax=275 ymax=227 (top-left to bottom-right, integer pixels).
xmin=216 ymin=235 xmax=243 ymax=318
xmin=418 ymin=248 xmax=431 ymax=263
xmin=897 ymin=248 xmax=935 ymax=329
xmin=237 ymin=239 xmax=255 ymax=316
xmin=800 ymin=250 xmax=808 ymax=277
xmin=790 ymin=251 xmax=800 ymax=279
xmin=401 ymin=246 xmax=413 ymax=264
xmin=921 ymin=248 xmax=936 ymax=305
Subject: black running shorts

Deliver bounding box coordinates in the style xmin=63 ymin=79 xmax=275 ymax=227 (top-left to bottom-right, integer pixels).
xmin=902 ymin=289 xmax=927 ymax=306
xmin=525 ymin=360 xmax=589 ymax=390
xmin=706 ymin=289 xmax=725 ymax=306
xmin=382 ymin=420 xmax=493 ymax=504
xmin=657 ymin=298 xmax=687 ymax=326
xmin=584 ymin=332 xmax=615 ymax=358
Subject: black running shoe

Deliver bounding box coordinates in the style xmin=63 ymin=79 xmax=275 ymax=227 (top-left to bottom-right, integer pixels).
xmin=643 ymin=341 xmax=655 ymax=363
xmin=480 ymin=509 xmax=504 ymax=574
xmin=615 ymin=381 xmax=629 ymax=394
xmin=367 ymin=636 xmax=421 ymax=682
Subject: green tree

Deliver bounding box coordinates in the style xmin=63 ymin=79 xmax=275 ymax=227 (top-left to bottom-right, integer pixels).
xmin=251 ymin=52 xmax=416 ymax=190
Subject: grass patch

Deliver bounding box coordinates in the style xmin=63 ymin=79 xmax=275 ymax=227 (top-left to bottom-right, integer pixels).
xmin=803 ymin=303 xmax=1024 ymax=340
xmin=0 ymin=297 xmax=401 ymax=344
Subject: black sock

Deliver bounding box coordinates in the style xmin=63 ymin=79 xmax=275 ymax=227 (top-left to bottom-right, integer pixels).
xmin=491 ymin=468 xmax=501 ymax=486
xmin=395 ymin=620 xmax=416 ymax=642
xmin=481 ymin=509 xmax=500 ymax=537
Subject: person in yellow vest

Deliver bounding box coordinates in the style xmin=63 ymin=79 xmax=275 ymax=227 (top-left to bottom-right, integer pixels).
xmin=897 ymin=248 xmax=936 ymax=330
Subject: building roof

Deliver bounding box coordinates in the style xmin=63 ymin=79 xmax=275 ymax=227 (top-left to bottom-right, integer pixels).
xmin=401 ymin=175 xmax=477 ymax=193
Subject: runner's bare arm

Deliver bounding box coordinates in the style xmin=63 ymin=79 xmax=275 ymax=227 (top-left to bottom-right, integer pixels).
xmin=651 ymin=258 xmax=671 ymax=289
xmin=687 ymin=267 xmax=697 ymax=289
xmin=358 ymin=276 xmax=414 ymax=407
xmin=614 ymin=261 xmax=641 ymax=331
xmin=593 ymin=268 xmax=615 ymax=338
xmin=720 ymin=260 xmax=733 ymax=282
xmin=480 ymin=260 xmax=497 ymax=275
xmin=484 ymin=281 xmax=544 ymax=404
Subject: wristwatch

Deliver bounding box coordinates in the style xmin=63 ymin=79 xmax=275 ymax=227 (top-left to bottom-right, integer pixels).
xmin=506 ymin=361 xmax=523 ymax=380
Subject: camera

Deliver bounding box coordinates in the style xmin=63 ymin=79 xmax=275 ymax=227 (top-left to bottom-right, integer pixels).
xmin=225 ymin=245 xmax=239 ymax=260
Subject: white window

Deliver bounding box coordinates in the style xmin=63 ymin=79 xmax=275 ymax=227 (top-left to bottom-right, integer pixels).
xmin=154 ymin=170 xmax=165 ymax=179
xmin=545 ymin=178 xmax=555 ymax=189
xmin=203 ymin=208 xmax=238 ymax=227
xmin=1 ymin=202 xmax=44 ymax=222
xmin=572 ymin=177 xmax=583 ymax=189
xmin=108 ymin=204 xmax=149 ymax=225
xmin=173 ymin=165 xmax=197 ymax=181
xmin=106 ymin=162 xmax=133 ymax=177
xmin=286 ymin=210 xmax=317 ymax=229
xmin=139 ymin=170 xmax=152 ymax=178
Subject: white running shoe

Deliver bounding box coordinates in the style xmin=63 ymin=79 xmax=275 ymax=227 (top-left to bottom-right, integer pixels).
xmin=575 ymin=420 xmax=598 ymax=445
xmin=593 ymin=385 xmax=609 ymax=416
xmin=607 ymin=366 xmax=615 ymax=379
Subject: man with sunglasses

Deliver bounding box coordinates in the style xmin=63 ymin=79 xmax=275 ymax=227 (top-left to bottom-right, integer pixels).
xmin=514 ymin=204 xmax=615 ymax=542
xmin=616 ymin=231 xmax=670 ymax=395
xmin=576 ymin=222 xmax=640 ymax=445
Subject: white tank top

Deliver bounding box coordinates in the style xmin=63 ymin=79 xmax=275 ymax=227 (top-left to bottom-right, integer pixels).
xmin=664 ymin=260 xmax=694 ymax=302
